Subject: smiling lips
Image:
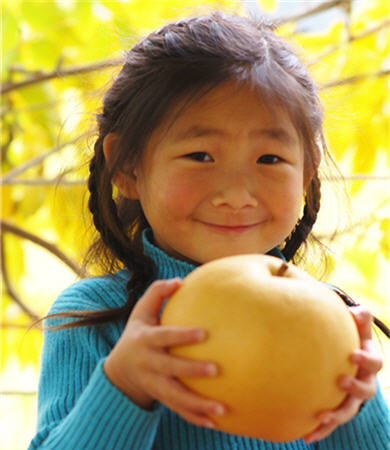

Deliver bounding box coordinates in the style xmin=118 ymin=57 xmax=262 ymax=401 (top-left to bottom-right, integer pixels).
xmin=198 ymin=220 xmax=262 ymax=233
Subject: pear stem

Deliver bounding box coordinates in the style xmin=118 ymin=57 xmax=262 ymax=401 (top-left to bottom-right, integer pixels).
xmin=276 ymin=262 xmax=289 ymax=277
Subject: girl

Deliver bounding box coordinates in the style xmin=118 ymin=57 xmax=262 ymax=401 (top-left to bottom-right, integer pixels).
xmin=29 ymin=11 xmax=389 ymax=450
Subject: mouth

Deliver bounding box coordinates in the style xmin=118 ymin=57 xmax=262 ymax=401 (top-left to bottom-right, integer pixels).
xmin=198 ymin=221 xmax=261 ymax=234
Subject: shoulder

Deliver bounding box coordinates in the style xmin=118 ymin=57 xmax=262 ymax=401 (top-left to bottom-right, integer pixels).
xmin=49 ymin=270 xmax=131 ymax=315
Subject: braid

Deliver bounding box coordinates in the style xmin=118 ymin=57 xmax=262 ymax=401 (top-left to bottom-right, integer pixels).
xmin=56 ymin=139 xmax=156 ymax=328
xmin=282 ymin=173 xmax=321 ymax=262
xmin=87 ymin=152 xmax=104 ymax=239
xmin=88 ymin=143 xmax=129 ymax=264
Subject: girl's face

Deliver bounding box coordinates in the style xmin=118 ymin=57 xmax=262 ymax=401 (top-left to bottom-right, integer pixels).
xmin=122 ymin=81 xmax=308 ymax=264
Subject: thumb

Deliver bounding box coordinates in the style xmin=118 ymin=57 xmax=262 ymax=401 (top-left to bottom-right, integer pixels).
xmin=130 ymin=278 xmax=183 ymax=325
xmin=350 ymin=305 xmax=373 ymax=342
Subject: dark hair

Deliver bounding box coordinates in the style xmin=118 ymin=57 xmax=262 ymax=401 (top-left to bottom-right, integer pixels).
xmin=44 ymin=11 xmax=389 ymax=338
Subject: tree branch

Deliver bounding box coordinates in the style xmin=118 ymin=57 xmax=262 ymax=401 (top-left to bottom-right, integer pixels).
xmin=1 ymin=58 xmax=122 ymax=95
xmin=1 ymin=1 xmax=346 ymax=96
xmin=1 ymin=178 xmax=86 ymax=185
xmin=1 ymin=132 xmax=89 ymax=183
xmin=308 ymin=18 xmax=390 ymax=66
xmin=0 ymin=390 xmax=37 ymax=396
xmin=277 ymin=0 xmax=344 ymax=26
xmin=242 ymin=0 xmax=344 ymax=25
xmin=1 ymin=220 xmax=88 ymax=278
xmin=1 ymin=0 xmax=384 ymax=99
xmin=326 ymin=174 xmax=390 ymax=181
xmin=320 ymin=68 xmax=390 ymax=89
xmin=0 ymin=233 xmax=40 ymax=321
xmin=0 ymin=322 xmax=38 ymax=329
xmin=349 ymin=17 xmax=390 ymax=42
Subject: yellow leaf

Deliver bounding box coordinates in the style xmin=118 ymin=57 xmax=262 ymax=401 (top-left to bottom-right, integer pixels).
xmin=258 ymin=0 xmax=276 ymax=13
xmin=1 ymin=186 xmax=15 ymax=218
xmin=2 ymin=233 xmax=26 ymax=282
xmin=345 ymin=248 xmax=379 ymax=284
xmin=380 ymin=218 xmax=390 ymax=259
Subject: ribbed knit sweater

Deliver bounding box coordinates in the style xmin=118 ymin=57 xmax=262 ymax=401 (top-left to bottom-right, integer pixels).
xmin=29 ymin=230 xmax=390 ymax=450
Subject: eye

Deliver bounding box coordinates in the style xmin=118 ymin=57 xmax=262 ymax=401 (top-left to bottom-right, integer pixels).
xmin=184 ymin=152 xmax=213 ymax=162
xmin=257 ymin=154 xmax=282 ymax=165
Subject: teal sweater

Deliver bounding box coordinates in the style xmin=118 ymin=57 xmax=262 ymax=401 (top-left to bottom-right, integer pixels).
xmin=29 ymin=230 xmax=390 ymax=450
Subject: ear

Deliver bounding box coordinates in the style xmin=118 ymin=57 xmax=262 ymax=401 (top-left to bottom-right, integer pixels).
xmin=102 ymin=133 xmax=139 ymax=199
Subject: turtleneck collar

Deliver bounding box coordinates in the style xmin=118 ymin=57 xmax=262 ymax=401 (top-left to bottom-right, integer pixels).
xmin=141 ymin=228 xmax=285 ymax=281
xmin=142 ymin=228 xmax=197 ymax=280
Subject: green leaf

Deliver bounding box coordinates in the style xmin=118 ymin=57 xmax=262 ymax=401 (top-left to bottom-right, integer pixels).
xmin=20 ymin=0 xmax=63 ymax=34
xmin=2 ymin=8 xmax=20 ymax=51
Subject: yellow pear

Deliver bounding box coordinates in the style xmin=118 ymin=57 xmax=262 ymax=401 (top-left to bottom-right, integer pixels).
xmin=161 ymin=254 xmax=360 ymax=442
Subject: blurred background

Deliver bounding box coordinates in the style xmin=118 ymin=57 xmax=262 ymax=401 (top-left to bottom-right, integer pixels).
xmin=1 ymin=0 xmax=389 ymax=448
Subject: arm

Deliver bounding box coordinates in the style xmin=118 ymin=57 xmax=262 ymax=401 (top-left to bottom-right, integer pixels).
xmin=28 ymin=281 xmax=164 ymax=450
xmin=29 ymin=277 xmax=222 ymax=449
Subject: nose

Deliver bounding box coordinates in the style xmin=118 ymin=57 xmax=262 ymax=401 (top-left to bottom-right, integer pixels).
xmin=211 ymin=175 xmax=258 ymax=210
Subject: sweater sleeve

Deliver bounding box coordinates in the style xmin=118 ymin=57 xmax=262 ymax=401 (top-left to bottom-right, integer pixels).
xmin=317 ymin=382 xmax=390 ymax=450
xmin=28 ymin=279 xmax=164 ymax=450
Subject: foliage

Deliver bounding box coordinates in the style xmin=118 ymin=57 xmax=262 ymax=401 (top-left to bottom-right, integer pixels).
xmin=1 ymin=0 xmax=389 ymax=447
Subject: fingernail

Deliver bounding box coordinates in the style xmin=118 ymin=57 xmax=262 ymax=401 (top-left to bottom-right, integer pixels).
xmin=196 ymin=330 xmax=206 ymax=341
xmin=205 ymin=420 xmax=215 ymax=428
xmin=213 ymin=404 xmax=225 ymax=415
xmin=351 ymin=353 xmax=361 ymax=364
xmin=322 ymin=415 xmax=333 ymax=425
xmin=206 ymin=364 xmax=218 ymax=376
xmin=317 ymin=412 xmax=333 ymax=424
xmin=341 ymin=376 xmax=352 ymax=389
xmin=167 ymin=277 xmax=177 ymax=283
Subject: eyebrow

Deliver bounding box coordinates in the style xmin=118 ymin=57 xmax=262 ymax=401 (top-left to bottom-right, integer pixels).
xmin=173 ymin=125 xmax=295 ymax=144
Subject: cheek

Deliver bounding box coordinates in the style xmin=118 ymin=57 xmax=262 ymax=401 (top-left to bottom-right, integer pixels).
xmin=162 ymin=173 xmax=204 ymax=217
xmin=265 ymin=174 xmax=304 ymax=216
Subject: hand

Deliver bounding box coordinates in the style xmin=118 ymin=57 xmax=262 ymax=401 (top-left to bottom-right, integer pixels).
xmin=103 ymin=278 xmax=226 ymax=429
xmin=304 ymin=305 xmax=383 ymax=444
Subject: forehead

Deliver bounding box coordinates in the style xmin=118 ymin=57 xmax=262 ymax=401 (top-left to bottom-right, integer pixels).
xmin=147 ymin=81 xmax=299 ymax=147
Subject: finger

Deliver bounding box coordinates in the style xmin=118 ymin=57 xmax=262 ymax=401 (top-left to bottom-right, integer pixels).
xmin=144 ymin=325 xmax=207 ymax=348
xmin=349 ymin=306 xmax=373 ymax=341
xmin=130 ymin=278 xmax=182 ymax=325
xmin=305 ymin=395 xmax=362 ymax=443
xmin=170 ymin=406 xmax=216 ymax=429
xmin=339 ymin=374 xmax=377 ymax=400
xmin=152 ymin=376 xmax=226 ymax=427
xmin=304 ymin=418 xmax=337 ymax=444
xmin=318 ymin=394 xmax=362 ymax=427
xmin=149 ymin=352 xmax=218 ymax=378
xmin=350 ymin=348 xmax=383 ymax=375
